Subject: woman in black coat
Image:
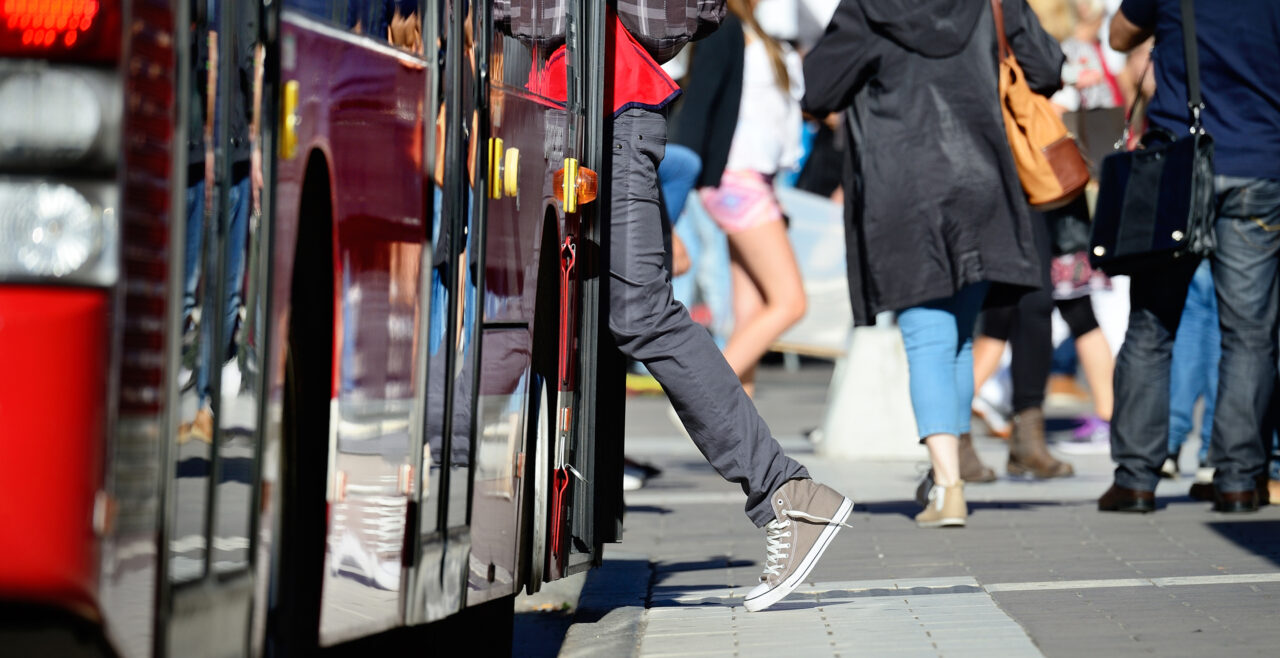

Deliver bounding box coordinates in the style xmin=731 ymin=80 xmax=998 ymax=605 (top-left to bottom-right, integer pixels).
xmin=802 ymin=0 xmax=1063 ymax=527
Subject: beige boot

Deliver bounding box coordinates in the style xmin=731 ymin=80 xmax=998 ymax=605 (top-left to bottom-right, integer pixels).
xmin=959 ymin=433 xmax=997 ymax=483
xmin=915 ymin=481 xmax=967 ymax=528
xmin=1007 ymin=407 xmax=1074 ymax=479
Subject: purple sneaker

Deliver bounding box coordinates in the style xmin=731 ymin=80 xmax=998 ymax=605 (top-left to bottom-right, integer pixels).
xmin=1059 ymin=416 xmax=1110 ymax=455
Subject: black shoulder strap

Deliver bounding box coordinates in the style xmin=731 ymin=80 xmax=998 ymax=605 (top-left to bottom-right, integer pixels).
xmin=1180 ymin=0 xmax=1204 ymax=130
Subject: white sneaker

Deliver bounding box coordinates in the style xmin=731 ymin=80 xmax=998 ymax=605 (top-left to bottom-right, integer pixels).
xmin=1160 ymin=458 xmax=1179 ymax=479
xmin=972 ymin=396 xmax=1011 ymax=439
xmin=743 ymin=479 xmax=852 ymax=613
xmin=622 ymin=466 xmax=646 ymax=491
xmin=1195 ymin=464 xmax=1214 ymax=485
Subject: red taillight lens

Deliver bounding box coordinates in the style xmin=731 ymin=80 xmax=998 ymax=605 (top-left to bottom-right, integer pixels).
xmin=0 ymin=0 xmax=120 ymax=61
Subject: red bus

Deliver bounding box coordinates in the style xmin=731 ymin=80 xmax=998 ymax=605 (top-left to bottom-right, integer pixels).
xmin=0 ymin=0 xmax=622 ymax=654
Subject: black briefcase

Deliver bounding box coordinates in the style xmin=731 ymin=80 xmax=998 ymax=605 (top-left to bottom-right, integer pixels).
xmin=1088 ymin=0 xmax=1216 ymax=276
xmin=1089 ymin=129 xmax=1215 ymax=275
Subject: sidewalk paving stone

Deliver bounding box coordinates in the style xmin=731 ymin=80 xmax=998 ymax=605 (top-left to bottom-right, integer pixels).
xmin=553 ymin=363 xmax=1280 ymax=657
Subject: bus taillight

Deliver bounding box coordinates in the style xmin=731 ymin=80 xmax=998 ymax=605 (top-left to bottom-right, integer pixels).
xmin=0 ymin=0 xmax=120 ymax=62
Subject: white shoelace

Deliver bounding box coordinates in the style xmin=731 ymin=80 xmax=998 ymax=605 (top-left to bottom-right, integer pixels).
xmin=760 ymin=510 xmax=853 ymax=578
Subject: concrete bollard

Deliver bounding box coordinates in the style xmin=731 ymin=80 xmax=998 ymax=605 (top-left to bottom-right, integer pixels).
xmin=815 ymin=319 xmax=924 ymax=461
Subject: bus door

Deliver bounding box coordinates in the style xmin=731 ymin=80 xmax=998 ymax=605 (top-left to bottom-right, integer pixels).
xmin=461 ymin=0 xmax=560 ymax=606
xmin=404 ymin=0 xmax=484 ymax=624
xmin=557 ymin=0 xmax=624 ymax=582
xmin=160 ymin=0 xmax=277 ymax=654
xmin=473 ymin=0 xmax=617 ymax=594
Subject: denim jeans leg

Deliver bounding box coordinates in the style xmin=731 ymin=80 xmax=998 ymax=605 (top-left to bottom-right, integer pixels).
xmin=898 ymin=283 xmax=988 ymax=438
xmin=184 ymin=180 xmax=206 ymax=319
xmin=1209 ymin=177 xmax=1280 ymax=493
xmin=222 ymin=176 xmax=251 ymax=356
xmin=658 ymin=143 xmax=701 ymax=224
xmin=1112 ymin=258 xmax=1198 ymax=492
xmin=1168 ymin=260 xmax=1214 ymax=459
xmin=1198 ymin=266 xmax=1221 ymax=464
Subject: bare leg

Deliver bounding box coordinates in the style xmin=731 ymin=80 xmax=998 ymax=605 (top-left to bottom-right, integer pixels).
xmin=926 ymin=434 xmax=961 ymax=487
xmin=721 ymin=219 xmax=807 ymax=382
xmin=972 ymin=335 xmax=1006 ymax=391
xmin=1075 ymin=328 xmax=1115 ymax=421
xmin=729 ymin=258 xmax=765 ymax=397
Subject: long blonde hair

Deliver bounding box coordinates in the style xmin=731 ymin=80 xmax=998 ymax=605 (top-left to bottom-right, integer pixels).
xmin=1026 ymin=0 xmax=1077 ymax=43
xmin=728 ymin=0 xmax=790 ymax=93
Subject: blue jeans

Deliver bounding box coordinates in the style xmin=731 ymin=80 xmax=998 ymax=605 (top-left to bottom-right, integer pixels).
xmin=898 ymin=283 xmax=989 ymax=438
xmin=658 ymin=143 xmax=701 ymax=225
xmin=184 ymin=176 xmax=250 ymax=403
xmin=1168 ymin=259 xmax=1219 ymax=464
xmin=1112 ymin=176 xmax=1280 ymax=492
xmin=1208 ymin=176 xmax=1280 ymax=493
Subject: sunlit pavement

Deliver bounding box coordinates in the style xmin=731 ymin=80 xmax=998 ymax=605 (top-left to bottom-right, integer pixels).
xmin=535 ymin=359 xmax=1280 ymax=658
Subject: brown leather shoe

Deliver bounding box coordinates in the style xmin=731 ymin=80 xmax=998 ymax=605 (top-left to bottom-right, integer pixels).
xmin=1192 ymin=476 xmax=1270 ymax=511
xmin=959 ymin=433 xmax=997 ymax=483
xmin=1098 ymin=484 xmax=1155 ymax=513
xmin=1008 ymin=407 xmax=1074 ymax=479
xmin=1214 ymin=489 xmax=1260 ymax=513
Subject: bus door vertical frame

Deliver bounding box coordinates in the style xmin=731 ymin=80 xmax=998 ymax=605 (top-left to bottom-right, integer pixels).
xmin=463 ymin=0 xmax=492 ymax=543
xmin=405 ymin=0 xmax=442 ymax=626
xmin=247 ymin=0 xmax=282 ymax=647
xmin=436 ymin=0 xmax=474 ymax=618
xmin=154 ymin=0 xmax=186 ymax=653
xmin=588 ymin=0 xmax=625 ymax=551
xmin=563 ymin=0 xmax=621 ymax=572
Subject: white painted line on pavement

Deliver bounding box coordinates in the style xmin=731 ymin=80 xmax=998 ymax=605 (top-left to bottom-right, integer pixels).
xmin=1150 ymin=573 xmax=1280 ymax=587
xmin=985 ymin=572 xmax=1280 ymax=593
xmin=985 ymin=578 xmax=1151 ymax=592
xmin=625 ymin=491 xmax=746 ymax=505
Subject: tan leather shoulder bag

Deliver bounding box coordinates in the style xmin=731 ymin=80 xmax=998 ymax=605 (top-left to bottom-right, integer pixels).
xmin=993 ymin=0 xmax=1089 ymax=209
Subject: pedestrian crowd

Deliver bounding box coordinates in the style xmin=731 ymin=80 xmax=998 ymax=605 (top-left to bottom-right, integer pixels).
xmin=499 ymin=0 xmax=1280 ymax=612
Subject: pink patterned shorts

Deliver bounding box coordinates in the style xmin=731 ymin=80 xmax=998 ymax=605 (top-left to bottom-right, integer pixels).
xmin=699 ymin=169 xmax=783 ymax=234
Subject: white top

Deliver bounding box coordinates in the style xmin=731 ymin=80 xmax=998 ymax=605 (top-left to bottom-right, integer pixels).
xmin=724 ymin=34 xmax=805 ymax=176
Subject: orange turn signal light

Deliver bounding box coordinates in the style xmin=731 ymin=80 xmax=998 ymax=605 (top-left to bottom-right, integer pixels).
xmin=553 ymin=158 xmax=598 ymax=214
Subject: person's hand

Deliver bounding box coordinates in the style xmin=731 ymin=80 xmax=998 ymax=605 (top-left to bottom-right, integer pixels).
xmin=671 ymin=232 xmax=691 ymax=277
xmin=389 ymin=11 xmax=422 ymax=53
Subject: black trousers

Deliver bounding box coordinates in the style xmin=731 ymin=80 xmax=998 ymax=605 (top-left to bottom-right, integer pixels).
xmin=980 ymin=210 xmax=1100 ymax=413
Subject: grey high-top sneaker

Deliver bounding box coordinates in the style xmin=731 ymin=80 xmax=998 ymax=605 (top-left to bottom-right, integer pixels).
xmin=743 ymin=479 xmax=852 ymax=613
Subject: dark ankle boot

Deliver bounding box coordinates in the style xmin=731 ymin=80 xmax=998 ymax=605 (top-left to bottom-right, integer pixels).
xmin=1008 ymin=407 xmax=1074 ymax=479
xmin=959 ymin=433 xmax=997 ymax=483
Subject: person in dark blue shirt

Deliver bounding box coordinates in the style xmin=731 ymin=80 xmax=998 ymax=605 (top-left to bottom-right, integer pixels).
xmin=1100 ymin=0 xmax=1280 ymax=514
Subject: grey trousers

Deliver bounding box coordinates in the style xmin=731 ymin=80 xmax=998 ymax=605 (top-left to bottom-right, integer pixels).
xmin=607 ymin=107 xmax=808 ymax=527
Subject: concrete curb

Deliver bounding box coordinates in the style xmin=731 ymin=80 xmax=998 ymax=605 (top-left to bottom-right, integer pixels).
xmin=557 ymin=552 xmax=652 ymax=658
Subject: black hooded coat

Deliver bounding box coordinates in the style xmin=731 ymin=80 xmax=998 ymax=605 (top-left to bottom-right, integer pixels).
xmin=802 ymin=0 xmax=1064 ymax=324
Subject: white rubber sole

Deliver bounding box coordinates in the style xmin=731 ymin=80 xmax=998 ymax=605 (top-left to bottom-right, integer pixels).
xmin=916 ymin=517 xmax=966 ymax=528
xmin=743 ymin=496 xmax=853 ymax=612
